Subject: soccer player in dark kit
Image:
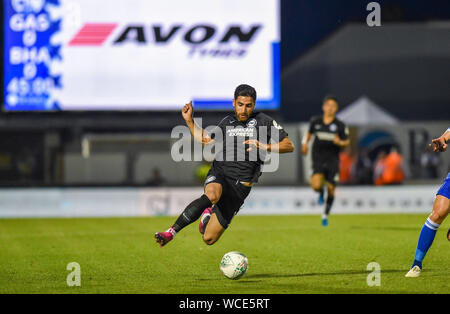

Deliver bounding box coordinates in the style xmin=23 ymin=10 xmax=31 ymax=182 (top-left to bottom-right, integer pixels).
xmin=155 ymin=84 xmax=294 ymax=247
xmin=301 ymin=95 xmax=350 ymax=226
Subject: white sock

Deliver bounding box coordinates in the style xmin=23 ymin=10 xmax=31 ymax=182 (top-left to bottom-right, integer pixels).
xmin=167 ymin=227 xmax=177 ymax=237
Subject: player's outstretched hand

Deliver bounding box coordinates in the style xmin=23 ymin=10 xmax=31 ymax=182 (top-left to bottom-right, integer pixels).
xmin=429 ymin=136 xmax=448 ymax=152
xmin=182 ymin=101 xmax=194 ymax=123
xmin=244 ymin=139 xmax=268 ymax=152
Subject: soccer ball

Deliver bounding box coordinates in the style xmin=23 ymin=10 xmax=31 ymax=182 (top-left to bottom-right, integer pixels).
xmin=219 ymin=251 xmax=248 ymax=280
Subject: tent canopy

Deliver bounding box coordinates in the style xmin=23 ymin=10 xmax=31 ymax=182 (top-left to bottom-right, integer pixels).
xmin=336 ymin=96 xmax=399 ymax=125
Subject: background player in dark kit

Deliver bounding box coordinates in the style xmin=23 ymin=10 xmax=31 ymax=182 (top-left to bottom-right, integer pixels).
xmin=301 ymin=95 xmax=350 ymax=226
xmin=155 ymin=84 xmax=294 ymax=247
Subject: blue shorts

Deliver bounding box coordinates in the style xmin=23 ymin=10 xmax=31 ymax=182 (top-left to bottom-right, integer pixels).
xmin=437 ymin=172 xmax=450 ymax=199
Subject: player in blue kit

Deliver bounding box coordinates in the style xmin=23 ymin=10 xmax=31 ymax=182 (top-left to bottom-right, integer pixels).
xmin=405 ymin=127 xmax=450 ymax=277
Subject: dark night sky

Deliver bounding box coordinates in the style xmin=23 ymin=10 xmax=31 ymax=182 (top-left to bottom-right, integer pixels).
xmin=281 ymin=0 xmax=450 ymax=69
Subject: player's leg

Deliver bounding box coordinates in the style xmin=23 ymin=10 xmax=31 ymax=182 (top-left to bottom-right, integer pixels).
xmin=202 ymin=212 xmax=226 ymax=245
xmin=428 ymin=195 xmax=450 ymax=225
xmin=322 ymin=165 xmax=339 ymax=226
xmin=154 ymin=182 xmax=221 ymax=247
xmin=406 ymin=177 xmax=450 ymax=277
xmin=202 ymin=180 xmax=252 ymax=245
xmin=322 ymin=182 xmax=336 ymax=226
xmin=310 ymin=173 xmax=325 ymax=205
xmin=199 ymin=183 xmax=223 ymax=234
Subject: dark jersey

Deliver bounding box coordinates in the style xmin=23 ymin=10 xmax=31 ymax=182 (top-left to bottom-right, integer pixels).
xmin=209 ymin=112 xmax=288 ymax=182
xmin=308 ymin=115 xmax=348 ymax=162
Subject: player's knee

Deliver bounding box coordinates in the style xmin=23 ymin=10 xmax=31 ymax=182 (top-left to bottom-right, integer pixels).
xmin=311 ymin=182 xmax=322 ymax=191
xmin=205 ymin=191 xmax=220 ymax=204
xmin=430 ymin=198 xmax=450 ymax=224
xmin=203 ymin=235 xmax=217 ymax=245
xmin=429 ymin=211 xmax=447 ymax=225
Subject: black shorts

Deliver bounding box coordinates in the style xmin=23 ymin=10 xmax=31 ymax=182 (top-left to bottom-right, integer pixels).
xmin=312 ymin=159 xmax=339 ymax=185
xmin=204 ymin=166 xmax=252 ymax=229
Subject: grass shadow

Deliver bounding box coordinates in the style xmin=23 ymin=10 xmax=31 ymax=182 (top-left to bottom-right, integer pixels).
xmin=244 ymin=269 xmax=407 ymax=279
xmin=349 ymin=226 xmax=420 ymax=232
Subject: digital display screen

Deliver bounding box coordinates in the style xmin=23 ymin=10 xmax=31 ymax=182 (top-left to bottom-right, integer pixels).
xmin=3 ymin=0 xmax=280 ymax=111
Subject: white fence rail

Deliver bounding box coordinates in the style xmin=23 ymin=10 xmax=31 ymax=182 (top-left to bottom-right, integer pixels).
xmin=0 ymin=185 xmax=438 ymax=218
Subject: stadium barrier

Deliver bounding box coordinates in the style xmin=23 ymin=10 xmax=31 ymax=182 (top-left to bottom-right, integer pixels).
xmin=0 ymin=185 xmax=437 ymax=218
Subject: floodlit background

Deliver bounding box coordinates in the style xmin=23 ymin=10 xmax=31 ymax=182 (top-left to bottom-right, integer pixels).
xmin=1 ymin=0 xmax=449 ymax=216
xmin=1 ymin=0 xmax=450 ymax=296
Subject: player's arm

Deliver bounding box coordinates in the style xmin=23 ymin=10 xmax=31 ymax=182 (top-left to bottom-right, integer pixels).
xmin=268 ymin=136 xmax=295 ymax=153
xmin=244 ymin=136 xmax=294 ymax=153
xmin=244 ymin=117 xmax=294 ymax=153
xmin=301 ymin=132 xmax=312 ymax=155
xmin=333 ymin=136 xmax=350 ymax=147
xmin=429 ymin=128 xmax=450 ymax=152
xmin=182 ymin=101 xmax=214 ymax=146
xmin=333 ymin=124 xmax=350 ymax=147
xmin=302 ymin=117 xmax=317 ymax=155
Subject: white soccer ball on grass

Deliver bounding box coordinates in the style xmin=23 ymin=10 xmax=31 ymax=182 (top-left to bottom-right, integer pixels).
xmin=219 ymin=251 xmax=248 ymax=280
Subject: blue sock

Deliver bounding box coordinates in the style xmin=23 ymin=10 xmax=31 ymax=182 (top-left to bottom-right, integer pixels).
xmin=412 ymin=218 xmax=440 ymax=269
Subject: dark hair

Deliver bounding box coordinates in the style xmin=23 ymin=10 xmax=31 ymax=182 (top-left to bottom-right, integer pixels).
xmin=323 ymin=94 xmax=339 ymax=105
xmin=234 ymin=84 xmax=257 ymax=101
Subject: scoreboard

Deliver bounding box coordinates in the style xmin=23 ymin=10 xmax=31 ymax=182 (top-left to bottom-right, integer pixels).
xmin=3 ymin=0 xmax=280 ymax=111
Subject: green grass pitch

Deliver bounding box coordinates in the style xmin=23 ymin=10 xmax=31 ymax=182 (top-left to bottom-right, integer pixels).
xmin=0 ymin=214 xmax=449 ymax=294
